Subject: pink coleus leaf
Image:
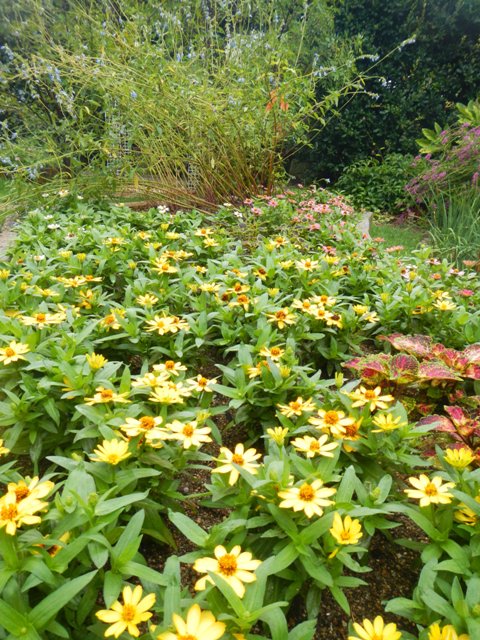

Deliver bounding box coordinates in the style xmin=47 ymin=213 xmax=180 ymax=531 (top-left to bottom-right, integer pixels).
xmin=379 ymin=333 xmax=433 ymax=357
xmin=463 ymin=344 xmax=480 ymax=363
xmin=417 ymin=415 xmax=456 ymax=433
xmin=418 ymin=361 xmax=461 ymax=381
xmin=389 ymin=354 xmax=419 ymax=384
xmin=463 ymin=364 xmax=480 ymax=380
xmin=444 ymin=405 xmax=468 ymax=426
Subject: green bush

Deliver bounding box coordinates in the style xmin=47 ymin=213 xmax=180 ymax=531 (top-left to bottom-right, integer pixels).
xmin=335 ymin=153 xmax=416 ymax=213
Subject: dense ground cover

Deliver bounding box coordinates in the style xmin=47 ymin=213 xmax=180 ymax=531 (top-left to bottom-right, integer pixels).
xmin=0 ymin=189 xmax=479 ymax=640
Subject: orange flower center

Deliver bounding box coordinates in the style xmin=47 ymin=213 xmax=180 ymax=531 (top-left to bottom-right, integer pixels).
xmin=15 ymin=487 xmax=29 ymax=501
xmin=324 ymin=411 xmax=340 ymax=425
xmin=121 ymin=604 xmax=136 ymax=622
xmin=276 ymin=311 xmax=286 ymax=319
xmin=233 ymin=284 xmax=242 ymax=292
xmin=107 ymin=454 xmax=120 ymax=464
xmin=36 ymin=313 xmax=46 ymax=322
xmin=309 ymin=441 xmax=320 ymax=451
xmin=101 ymin=390 xmax=114 ymax=400
xmin=1 ymin=504 xmax=17 ymax=520
xmin=4 ymin=348 xmax=15 ymax=357
xmin=237 ymin=295 xmax=249 ymax=304
xmin=197 ymin=377 xmax=208 ymax=387
xmin=140 ymin=416 xmax=155 ymax=430
xmin=299 ymin=484 xmax=315 ymax=501
xmin=104 ymin=315 xmax=114 ymax=324
xmin=364 ymin=390 xmax=377 ymax=400
xmin=425 ymin=483 xmax=439 ymax=496
xmin=290 ymin=401 xmax=301 ymax=411
xmin=344 ymin=423 xmax=359 ymax=438
xmin=258 ymin=268 xmax=266 ymax=274
xmin=270 ymin=347 xmax=281 ymax=356
xmin=232 ymin=454 xmax=244 ymax=465
xmin=218 ymin=553 xmax=238 ymax=576
xmin=165 ymin=360 xmax=175 ymax=369
xmin=179 ymin=636 xmax=196 ymax=640
xmin=182 ymin=424 xmax=194 ymax=437
xmin=340 ymin=531 xmax=352 ymax=541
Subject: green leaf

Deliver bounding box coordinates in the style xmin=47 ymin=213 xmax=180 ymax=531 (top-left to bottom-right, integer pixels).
xmin=260 ymin=608 xmax=289 ymax=640
xmin=122 ymin=561 xmax=168 ymax=586
xmin=95 ymin=491 xmax=149 ymax=516
xmin=257 ymin=543 xmax=298 ymax=578
xmin=111 ymin=510 xmax=144 ymax=567
xmin=103 ymin=571 xmax=123 ymax=607
xmin=29 ymin=571 xmax=97 ymax=630
xmin=0 ymin=599 xmax=30 ymax=636
xmin=168 ymin=510 xmax=208 ymax=546
xmin=288 ymin=619 xmax=317 ymax=640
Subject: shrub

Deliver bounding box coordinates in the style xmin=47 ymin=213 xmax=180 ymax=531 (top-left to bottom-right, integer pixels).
xmin=336 ymin=152 xmax=417 ymax=213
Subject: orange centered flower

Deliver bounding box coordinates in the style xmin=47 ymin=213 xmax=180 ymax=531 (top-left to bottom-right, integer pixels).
xmin=324 ymin=411 xmax=341 ymax=425
xmin=298 ymin=484 xmax=315 ymax=501
xmin=218 ymin=554 xmax=238 ymax=576
xmin=36 ymin=313 xmax=46 ymax=321
xmin=165 ymin=360 xmax=175 ymax=370
xmin=232 ymin=453 xmax=244 ymax=465
xmin=101 ymin=389 xmax=113 ymax=400
xmin=424 ymin=483 xmax=438 ymax=496
xmin=183 ymin=424 xmax=194 ymax=437
xmin=1 ymin=504 xmax=16 ymax=520
xmin=15 ymin=487 xmax=29 ymax=501
xmin=4 ymin=348 xmax=15 ymax=358
xmin=140 ymin=416 xmax=155 ymax=430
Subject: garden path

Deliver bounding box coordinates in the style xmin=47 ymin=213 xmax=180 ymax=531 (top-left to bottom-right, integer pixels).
xmin=0 ymin=217 xmax=16 ymax=259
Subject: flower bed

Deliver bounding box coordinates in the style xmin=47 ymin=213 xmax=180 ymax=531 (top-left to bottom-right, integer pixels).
xmin=0 ymin=190 xmax=478 ymax=639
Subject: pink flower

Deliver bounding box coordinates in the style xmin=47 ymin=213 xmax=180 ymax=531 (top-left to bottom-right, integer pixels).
xmin=459 ymin=289 xmax=474 ymax=297
xmin=251 ymin=207 xmax=263 ymax=216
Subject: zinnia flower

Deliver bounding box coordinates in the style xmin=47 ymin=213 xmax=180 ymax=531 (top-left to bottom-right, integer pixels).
xmin=90 ymin=439 xmax=131 ymax=465
xmin=348 ymin=616 xmax=402 ymax=640
xmin=96 ymin=585 xmax=155 ymax=638
xmin=309 ymin=409 xmax=356 ymax=436
xmin=0 ymin=341 xmax=30 ymax=365
xmin=427 ymin=622 xmax=469 ymax=640
xmin=347 ymin=386 xmax=394 ymax=411
xmin=165 ymin=420 xmax=212 ymax=448
xmin=444 ymin=447 xmax=475 ymax=469
xmin=277 ymin=396 xmax=316 ymax=418
xmin=291 ymin=434 xmax=338 ymax=458
xmin=193 ymin=545 xmax=261 ymax=598
xmin=0 ymin=491 xmax=48 ymax=535
xmin=278 ymin=479 xmax=336 ymax=518
xmin=212 ymin=443 xmax=261 ymax=485
xmin=330 ymin=512 xmax=363 ymax=545
xmin=156 ymin=604 xmax=225 ymax=640
xmin=84 ymin=386 xmax=130 ymax=405
xmin=404 ymin=475 xmax=455 ymax=507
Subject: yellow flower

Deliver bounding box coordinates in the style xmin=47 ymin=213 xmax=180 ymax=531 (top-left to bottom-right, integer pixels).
xmin=212 ymin=443 xmax=261 ymax=485
xmin=189 ymin=374 xmax=217 ymax=393
xmin=152 ymin=360 xmax=187 ymax=377
xmin=266 ymin=427 xmax=289 ymax=445
xmin=193 ymin=545 xmax=261 ymax=598
xmin=165 ymin=420 xmax=212 ymax=449
xmin=156 ymin=604 xmax=226 ymax=640
xmin=86 ymin=352 xmax=108 ymax=370
xmin=100 ymin=310 xmax=125 ymax=330
xmin=372 ymin=413 xmax=406 ymax=432
xmin=348 ymin=616 xmax=402 ymax=640
xmin=136 ymin=293 xmax=159 ymax=306
xmin=347 ymin=386 xmax=394 ymax=411
xmin=0 ymin=341 xmax=30 ymax=365
xmin=0 ymin=439 xmax=9 ymax=456
xmin=433 ymin=299 xmax=457 ymax=311
xmin=427 ymin=622 xmax=469 ymax=640
xmin=405 ymin=475 xmax=455 ymax=507
xmin=203 ymin=237 xmax=218 ymax=248
xmin=353 ymin=304 xmax=369 ymax=315
xmin=330 ymin=512 xmax=363 ymax=545
xmin=278 ymin=479 xmax=336 ymax=518
xmin=199 ymin=283 xmax=220 ymax=293
xmin=148 ymin=383 xmax=189 ymax=404
xmin=455 ymin=498 xmax=480 ymax=526
xmin=280 ymin=259 xmax=294 ymax=269
xmin=194 ymin=227 xmax=214 ymax=237
xmin=20 ymin=311 xmax=66 ymax=327
xmin=84 ymin=386 xmax=130 ymax=405
xmin=90 ymin=439 xmax=132 ymax=465
xmin=309 ymin=409 xmax=355 ymax=437
xmin=120 ymin=415 xmax=165 ymax=438
xmin=132 ymin=372 xmax=169 ymax=388
xmin=0 ymin=269 xmax=10 ymax=279
xmin=296 ymin=258 xmax=319 ymax=271
xmin=0 ymin=491 xmax=48 ymax=535
xmin=96 ymin=584 xmax=156 ymax=638
xmin=311 ymin=294 xmax=337 ymax=307
xmin=152 ymin=259 xmax=177 ymax=275
xmin=291 ymin=435 xmax=338 ymax=458
xmin=7 ymin=477 xmax=54 ymax=503
xmin=145 ymin=314 xmax=189 ymax=335
xmin=277 ymin=396 xmax=316 ymax=418
xmin=259 ymin=345 xmax=285 ymax=361
xmin=265 ymin=307 xmax=297 ymax=329
xmin=444 ymin=447 xmax=475 ymax=469
xmin=103 ymin=237 xmax=126 ymax=247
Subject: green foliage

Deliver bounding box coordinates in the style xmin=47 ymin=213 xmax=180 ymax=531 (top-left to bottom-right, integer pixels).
xmin=300 ymin=0 xmax=480 ymax=179
xmin=336 ymin=153 xmax=417 ymax=213
xmin=0 ymin=0 xmax=363 ymax=208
